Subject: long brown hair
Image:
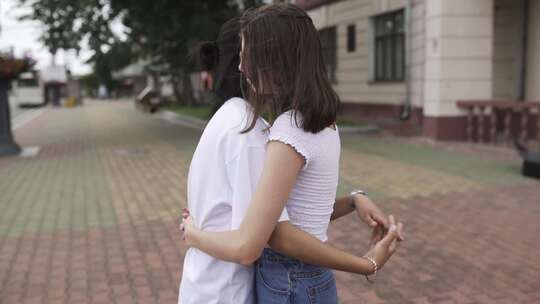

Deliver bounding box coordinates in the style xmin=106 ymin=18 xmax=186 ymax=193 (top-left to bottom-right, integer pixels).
xmin=239 ymin=4 xmax=340 ymax=134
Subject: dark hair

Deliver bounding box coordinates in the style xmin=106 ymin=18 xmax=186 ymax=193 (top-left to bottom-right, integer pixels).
xmin=198 ymin=17 xmax=243 ymax=111
xmin=239 ymin=4 xmax=340 ymax=133
xmin=199 ymin=41 xmax=219 ymax=71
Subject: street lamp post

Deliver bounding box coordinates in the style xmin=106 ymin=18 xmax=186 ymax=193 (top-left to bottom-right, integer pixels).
xmin=0 ymin=2 xmax=21 ymax=156
xmin=0 ymin=78 xmax=20 ymax=156
xmin=0 ymin=54 xmax=34 ymax=157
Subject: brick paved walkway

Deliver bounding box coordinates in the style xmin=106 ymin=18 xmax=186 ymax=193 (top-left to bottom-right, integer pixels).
xmin=0 ymin=100 xmax=538 ymax=304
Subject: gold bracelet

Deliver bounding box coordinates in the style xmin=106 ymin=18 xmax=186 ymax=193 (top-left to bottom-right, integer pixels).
xmin=363 ymin=255 xmax=377 ymax=284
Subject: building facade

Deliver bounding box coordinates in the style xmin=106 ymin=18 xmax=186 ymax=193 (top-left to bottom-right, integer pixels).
xmin=294 ymin=0 xmax=539 ymax=141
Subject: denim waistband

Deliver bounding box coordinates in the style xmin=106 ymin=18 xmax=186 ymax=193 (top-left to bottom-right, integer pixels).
xmin=261 ymin=248 xmax=299 ymax=263
xmin=259 ymin=248 xmax=327 ymax=278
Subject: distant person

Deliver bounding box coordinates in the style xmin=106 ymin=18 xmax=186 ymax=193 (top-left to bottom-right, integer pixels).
xmin=97 ymin=84 xmax=107 ymax=99
xmin=200 ymin=70 xmax=213 ymax=91
xmin=179 ymin=11 xmax=404 ymax=304
xmin=198 ymin=27 xmax=243 ymax=115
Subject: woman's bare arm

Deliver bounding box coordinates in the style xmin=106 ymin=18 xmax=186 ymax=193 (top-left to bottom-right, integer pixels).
xmin=268 ymin=217 xmax=404 ymax=275
xmin=183 ymin=141 xmax=304 ymax=265
xmin=183 ymin=141 xmax=400 ymax=267
xmin=268 ymin=221 xmax=374 ymax=274
xmin=330 ymin=196 xmax=355 ymax=221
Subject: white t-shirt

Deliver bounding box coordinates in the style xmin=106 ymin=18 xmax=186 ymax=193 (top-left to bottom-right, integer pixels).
xmin=178 ymin=98 xmax=289 ymax=304
xmin=268 ymin=111 xmax=340 ymax=241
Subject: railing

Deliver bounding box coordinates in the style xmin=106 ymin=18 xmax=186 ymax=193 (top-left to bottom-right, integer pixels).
xmin=456 ymin=100 xmax=540 ymax=144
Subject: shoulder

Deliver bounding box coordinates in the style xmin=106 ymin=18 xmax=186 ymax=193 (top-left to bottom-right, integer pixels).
xmin=207 ymin=98 xmax=268 ymax=158
xmin=269 ymin=111 xmax=313 ymax=166
xmin=270 ymin=111 xmax=305 ymax=136
xmin=208 ymin=98 xmax=253 ymax=133
xmin=212 ymin=97 xmax=249 ymax=123
xmin=219 ymin=98 xmax=268 ymax=139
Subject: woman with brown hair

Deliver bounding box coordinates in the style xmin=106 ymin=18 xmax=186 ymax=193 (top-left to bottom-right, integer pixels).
xmin=182 ymin=4 xmax=404 ymax=304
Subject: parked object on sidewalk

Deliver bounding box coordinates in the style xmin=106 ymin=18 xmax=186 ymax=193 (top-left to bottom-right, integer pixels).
xmin=514 ymin=138 xmax=540 ymax=179
xmin=135 ymin=86 xmax=163 ymax=113
xmin=112 ymin=60 xmax=148 ymax=98
xmin=11 ymin=71 xmax=46 ymax=108
xmin=65 ymin=79 xmax=83 ymax=106
xmin=63 ymin=96 xmax=77 ymax=108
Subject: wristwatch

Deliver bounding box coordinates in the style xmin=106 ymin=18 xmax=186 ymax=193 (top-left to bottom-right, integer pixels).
xmin=349 ymin=190 xmax=367 ymax=209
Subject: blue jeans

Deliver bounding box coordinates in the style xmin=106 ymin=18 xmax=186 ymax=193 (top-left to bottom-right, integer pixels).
xmin=255 ymin=248 xmax=338 ymax=304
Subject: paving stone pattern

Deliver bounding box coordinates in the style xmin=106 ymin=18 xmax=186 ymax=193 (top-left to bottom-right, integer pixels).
xmin=0 ymin=101 xmax=538 ymax=304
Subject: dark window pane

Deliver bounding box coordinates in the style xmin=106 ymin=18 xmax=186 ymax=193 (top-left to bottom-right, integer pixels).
xmin=394 ymin=13 xmax=404 ymax=33
xmin=376 ymin=39 xmax=384 ymax=79
xmin=375 ymin=18 xmax=387 ymax=36
xmin=395 ymin=35 xmax=405 ymax=80
xmin=385 ymin=38 xmax=393 ymax=79
xmin=347 ymin=24 xmax=356 ymax=52
xmin=385 ymin=18 xmax=395 ymax=34
xmin=18 ymin=78 xmax=38 ymax=87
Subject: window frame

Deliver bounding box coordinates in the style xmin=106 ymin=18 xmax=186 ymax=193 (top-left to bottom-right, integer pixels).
xmin=371 ymin=9 xmax=405 ymax=83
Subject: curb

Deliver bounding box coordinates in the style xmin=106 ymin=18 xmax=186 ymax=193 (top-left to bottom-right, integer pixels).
xmin=159 ymin=110 xmax=208 ymax=130
xmin=160 ymin=109 xmax=379 ymax=135
xmin=338 ymin=125 xmax=380 ymax=134
xmin=12 ymin=108 xmax=48 ymax=131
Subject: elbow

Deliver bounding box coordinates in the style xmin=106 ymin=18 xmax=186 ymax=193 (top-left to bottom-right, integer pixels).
xmin=267 ymin=233 xmax=290 ymax=254
xmin=237 ymin=252 xmax=260 ymax=266
xmin=234 ymin=239 xmax=263 ymax=266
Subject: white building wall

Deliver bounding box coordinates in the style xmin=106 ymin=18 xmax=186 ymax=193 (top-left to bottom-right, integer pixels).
xmin=423 ymin=0 xmax=494 ymax=117
xmin=527 ymin=0 xmax=540 ymax=100
xmin=409 ymin=0 xmax=426 ymax=108
xmin=305 ymin=0 xmax=533 ymax=117
xmin=492 ymin=0 xmax=522 ymax=100
xmin=307 ymin=0 xmax=425 ymax=106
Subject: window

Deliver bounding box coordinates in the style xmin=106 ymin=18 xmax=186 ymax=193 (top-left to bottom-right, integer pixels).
xmin=17 ymin=78 xmax=39 ymax=88
xmin=347 ymin=24 xmax=356 ymax=52
xmin=373 ymin=10 xmax=405 ymax=82
xmin=319 ymin=26 xmax=337 ymax=83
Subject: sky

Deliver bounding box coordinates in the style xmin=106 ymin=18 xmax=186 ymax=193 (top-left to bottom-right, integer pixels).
xmin=0 ymin=0 xmax=116 ymax=76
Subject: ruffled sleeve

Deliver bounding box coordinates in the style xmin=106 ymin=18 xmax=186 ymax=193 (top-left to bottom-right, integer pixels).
xmin=268 ymin=112 xmax=313 ymax=168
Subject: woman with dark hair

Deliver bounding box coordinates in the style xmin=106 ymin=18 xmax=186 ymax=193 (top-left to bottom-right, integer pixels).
xmin=198 ymin=17 xmax=243 ymax=115
xmin=181 ymin=7 xmax=403 ymax=304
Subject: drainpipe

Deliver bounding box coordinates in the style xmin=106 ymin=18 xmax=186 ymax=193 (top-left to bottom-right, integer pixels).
xmin=518 ymin=0 xmax=529 ymax=101
xmin=400 ymin=0 xmax=413 ymax=120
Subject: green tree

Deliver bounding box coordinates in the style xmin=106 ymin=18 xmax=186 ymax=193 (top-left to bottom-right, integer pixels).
xmin=85 ymin=40 xmax=135 ymax=93
xmin=18 ymin=0 xmax=82 ymax=61
xmin=19 ymin=0 xmax=264 ymax=103
xmin=110 ymin=0 xmax=241 ymax=104
xmin=18 ymin=0 xmax=121 ymax=88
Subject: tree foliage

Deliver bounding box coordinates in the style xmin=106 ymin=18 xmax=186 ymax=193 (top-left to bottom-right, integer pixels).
xmin=18 ymin=0 xmax=264 ymax=101
xmin=18 ymin=0 xmax=81 ymax=56
xmin=108 ymin=0 xmax=246 ymax=103
xmin=87 ymin=40 xmax=135 ymax=92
